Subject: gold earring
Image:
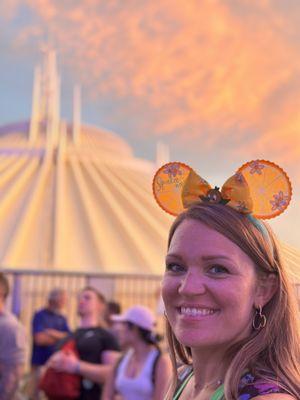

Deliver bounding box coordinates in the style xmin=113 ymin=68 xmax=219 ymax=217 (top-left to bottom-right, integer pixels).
xmin=252 ymin=305 xmax=267 ymax=330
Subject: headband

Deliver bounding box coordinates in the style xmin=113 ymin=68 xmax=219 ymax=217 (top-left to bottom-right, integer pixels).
xmin=152 ymin=160 xmax=292 ymax=220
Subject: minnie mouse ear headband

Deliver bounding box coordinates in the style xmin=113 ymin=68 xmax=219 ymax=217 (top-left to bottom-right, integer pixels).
xmin=152 ymin=160 xmax=292 ymax=219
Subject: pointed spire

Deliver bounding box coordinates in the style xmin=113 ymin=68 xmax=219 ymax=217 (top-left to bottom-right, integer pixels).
xmin=44 ymin=50 xmax=60 ymax=147
xmin=156 ymin=141 xmax=170 ymax=166
xmin=72 ymin=85 xmax=81 ymax=145
xmin=29 ymin=66 xmax=41 ymax=143
xmin=29 ymin=47 xmax=61 ymax=147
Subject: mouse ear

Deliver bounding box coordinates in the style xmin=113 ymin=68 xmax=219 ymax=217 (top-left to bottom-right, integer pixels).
xmin=152 ymin=162 xmax=194 ymax=216
xmin=237 ymin=160 xmax=292 ymax=219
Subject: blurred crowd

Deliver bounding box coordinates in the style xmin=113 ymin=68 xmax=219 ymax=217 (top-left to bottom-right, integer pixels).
xmin=0 ymin=272 xmax=171 ymax=400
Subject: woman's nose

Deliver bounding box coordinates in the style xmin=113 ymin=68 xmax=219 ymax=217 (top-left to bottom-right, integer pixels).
xmin=178 ymin=269 xmax=206 ymax=296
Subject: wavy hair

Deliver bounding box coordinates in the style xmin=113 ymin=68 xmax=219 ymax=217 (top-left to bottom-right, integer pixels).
xmin=164 ymin=203 xmax=300 ymax=399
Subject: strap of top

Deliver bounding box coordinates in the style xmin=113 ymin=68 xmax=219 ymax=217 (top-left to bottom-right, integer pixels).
xmin=210 ymin=385 xmax=225 ymax=400
xmin=173 ymin=368 xmax=194 ymax=400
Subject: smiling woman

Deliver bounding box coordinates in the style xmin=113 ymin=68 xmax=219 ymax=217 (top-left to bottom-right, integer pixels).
xmin=153 ymin=161 xmax=300 ymax=400
xmin=163 ymin=204 xmax=300 ymax=400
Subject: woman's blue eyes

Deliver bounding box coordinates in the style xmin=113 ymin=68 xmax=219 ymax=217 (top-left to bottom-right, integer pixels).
xmin=166 ymin=263 xmax=185 ymax=273
xmin=165 ymin=263 xmax=229 ymax=275
xmin=209 ymin=265 xmax=229 ymax=274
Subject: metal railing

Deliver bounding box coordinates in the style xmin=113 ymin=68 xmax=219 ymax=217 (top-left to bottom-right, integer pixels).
xmin=3 ymin=268 xmax=163 ymax=330
xmin=3 ymin=268 xmax=165 ymax=372
xmin=2 ymin=268 xmax=300 ymax=369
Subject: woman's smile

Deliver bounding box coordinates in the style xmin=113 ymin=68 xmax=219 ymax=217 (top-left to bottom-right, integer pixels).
xmin=177 ymin=305 xmax=220 ymax=321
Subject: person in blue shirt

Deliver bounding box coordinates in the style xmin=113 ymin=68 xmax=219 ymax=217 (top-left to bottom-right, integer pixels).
xmin=30 ymin=288 xmax=70 ymax=399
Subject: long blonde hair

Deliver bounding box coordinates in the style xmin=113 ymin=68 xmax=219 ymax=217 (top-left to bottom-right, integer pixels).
xmin=164 ymin=203 xmax=300 ymax=399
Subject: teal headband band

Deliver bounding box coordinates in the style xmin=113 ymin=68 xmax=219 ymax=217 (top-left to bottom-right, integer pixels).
xmin=247 ymin=214 xmax=270 ymax=238
xmin=247 ymin=214 xmax=274 ymax=257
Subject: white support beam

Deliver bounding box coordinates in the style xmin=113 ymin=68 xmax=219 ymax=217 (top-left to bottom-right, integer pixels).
xmin=73 ymin=85 xmax=81 ymax=145
xmin=29 ymin=66 xmax=41 ymax=144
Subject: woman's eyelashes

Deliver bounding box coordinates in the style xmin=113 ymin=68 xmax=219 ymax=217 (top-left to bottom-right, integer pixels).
xmin=208 ymin=264 xmax=230 ymax=275
xmin=165 ymin=262 xmax=230 ymax=275
xmin=165 ymin=262 xmax=186 ymax=273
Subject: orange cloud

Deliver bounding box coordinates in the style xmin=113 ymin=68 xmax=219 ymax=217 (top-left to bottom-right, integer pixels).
xmin=2 ymin=0 xmax=300 ymax=179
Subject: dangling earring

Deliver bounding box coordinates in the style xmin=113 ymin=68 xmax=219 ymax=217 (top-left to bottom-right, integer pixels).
xmin=252 ymin=305 xmax=267 ymax=330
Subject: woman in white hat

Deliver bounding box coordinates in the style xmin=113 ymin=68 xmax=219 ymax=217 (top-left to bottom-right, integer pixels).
xmin=102 ymin=305 xmax=172 ymax=400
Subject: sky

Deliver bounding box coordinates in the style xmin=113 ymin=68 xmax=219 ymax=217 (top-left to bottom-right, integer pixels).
xmin=0 ymin=0 xmax=299 ymax=249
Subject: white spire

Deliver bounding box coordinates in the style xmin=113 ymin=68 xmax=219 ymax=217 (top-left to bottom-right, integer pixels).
xmin=72 ymin=85 xmax=81 ymax=144
xmin=156 ymin=141 xmax=170 ymax=166
xmin=44 ymin=50 xmax=60 ymax=147
xmin=29 ymin=66 xmax=41 ymax=143
xmin=29 ymin=47 xmax=61 ymax=147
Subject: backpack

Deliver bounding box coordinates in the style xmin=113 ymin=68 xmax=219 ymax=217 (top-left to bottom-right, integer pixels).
xmin=39 ymin=337 xmax=81 ymax=400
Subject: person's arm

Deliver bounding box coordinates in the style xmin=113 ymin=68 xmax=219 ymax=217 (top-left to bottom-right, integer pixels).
xmin=48 ymin=350 xmax=120 ymax=384
xmin=33 ymin=314 xmax=69 ymax=345
xmin=77 ymin=350 xmax=120 ymax=383
xmin=0 ymin=363 xmax=23 ymax=400
xmin=44 ymin=328 xmax=69 ymax=340
xmin=153 ymin=353 xmax=173 ymax=400
xmin=101 ymin=366 xmax=116 ymax=400
xmin=32 ymin=312 xmax=57 ymax=346
xmin=0 ymin=321 xmax=26 ymax=400
xmin=102 ymin=350 xmax=120 ymax=365
xmin=101 ymin=355 xmax=122 ymax=400
xmin=34 ymin=331 xmax=58 ymax=346
xmin=75 ymin=359 xmax=112 ymax=384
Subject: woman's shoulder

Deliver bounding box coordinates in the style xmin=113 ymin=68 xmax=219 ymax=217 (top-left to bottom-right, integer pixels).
xmin=249 ymin=395 xmax=296 ymax=400
xmin=238 ymin=372 xmax=292 ymax=399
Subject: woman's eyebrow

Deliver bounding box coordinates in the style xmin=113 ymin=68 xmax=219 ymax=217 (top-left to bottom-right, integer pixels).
xmin=166 ymin=253 xmax=232 ymax=261
xmin=201 ymin=255 xmax=233 ymax=262
xmin=165 ymin=253 xmax=184 ymax=261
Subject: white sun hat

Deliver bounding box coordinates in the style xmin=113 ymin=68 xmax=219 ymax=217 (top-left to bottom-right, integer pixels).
xmin=111 ymin=305 xmax=156 ymax=331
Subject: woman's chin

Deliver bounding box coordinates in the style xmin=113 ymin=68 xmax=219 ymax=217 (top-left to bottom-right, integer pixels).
xmin=175 ymin=331 xmax=216 ymax=349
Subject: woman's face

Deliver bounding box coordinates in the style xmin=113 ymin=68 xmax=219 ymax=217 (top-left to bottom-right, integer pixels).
xmin=162 ymin=219 xmax=260 ymax=350
xmin=116 ymin=323 xmax=136 ymax=348
xmin=111 ymin=322 xmax=131 ymax=349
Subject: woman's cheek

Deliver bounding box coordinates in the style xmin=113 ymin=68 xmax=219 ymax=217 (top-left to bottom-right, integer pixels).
xmin=161 ymin=276 xmax=178 ymax=303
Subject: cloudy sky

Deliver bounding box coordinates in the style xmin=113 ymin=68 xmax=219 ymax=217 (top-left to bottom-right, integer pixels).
xmin=0 ymin=0 xmax=299 ymax=248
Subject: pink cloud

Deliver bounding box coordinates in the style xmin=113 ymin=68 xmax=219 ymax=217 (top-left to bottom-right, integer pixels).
xmin=3 ymin=0 xmax=300 ymax=177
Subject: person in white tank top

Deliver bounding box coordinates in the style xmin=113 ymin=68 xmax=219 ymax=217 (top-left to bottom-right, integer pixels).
xmin=102 ymin=305 xmax=172 ymax=400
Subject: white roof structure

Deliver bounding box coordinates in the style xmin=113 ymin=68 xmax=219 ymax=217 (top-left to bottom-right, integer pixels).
xmin=0 ymin=50 xmax=299 ymax=281
xmin=0 ymin=119 xmax=174 ymax=272
xmin=0 ymin=51 xmax=172 ymax=273
xmin=281 ymin=243 xmax=300 ymax=284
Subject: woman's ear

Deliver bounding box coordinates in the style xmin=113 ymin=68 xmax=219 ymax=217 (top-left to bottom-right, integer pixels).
xmin=254 ymin=273 xmax=278 ymax=307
